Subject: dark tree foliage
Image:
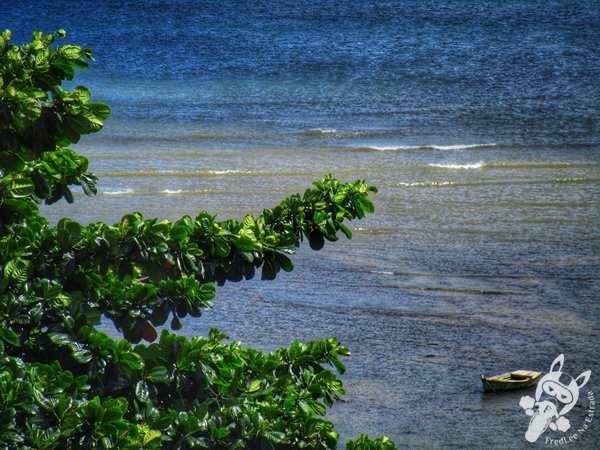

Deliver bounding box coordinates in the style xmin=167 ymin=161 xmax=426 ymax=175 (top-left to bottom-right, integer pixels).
xmin=0 ymin=30 xmax=396 ymax=449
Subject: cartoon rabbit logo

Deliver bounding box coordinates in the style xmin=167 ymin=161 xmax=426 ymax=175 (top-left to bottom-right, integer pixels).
xmin=520 ymin=354 xmax=591 ymax=443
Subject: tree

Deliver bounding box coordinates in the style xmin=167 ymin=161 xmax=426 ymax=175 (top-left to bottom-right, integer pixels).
xmin=0 ymin=30 xmax=396 ymax=449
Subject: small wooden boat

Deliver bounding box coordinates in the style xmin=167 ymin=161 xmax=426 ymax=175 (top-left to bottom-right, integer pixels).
xmin=481 ymin=369 xmax=542 ymax=392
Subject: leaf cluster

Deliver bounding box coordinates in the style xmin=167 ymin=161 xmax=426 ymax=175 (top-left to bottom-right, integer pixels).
xmin=0 ymin=174 xmax=376 ymax=345
xmin=0 ymin=327 xmax=356 ymax=449
xmin=0 ymin=30 xmax=107 ymax=224
xmin=0 ymin=30 xmax=396 ymax=449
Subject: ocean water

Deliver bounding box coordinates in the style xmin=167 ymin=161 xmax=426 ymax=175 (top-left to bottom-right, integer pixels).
xmin=3 ymin=1 xmax=600 ymax=448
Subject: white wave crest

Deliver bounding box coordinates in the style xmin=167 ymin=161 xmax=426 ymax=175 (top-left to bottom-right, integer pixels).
xmin=429 ymin=162 xmax=485 ymax=170
xmin=303 ymin=128 xmax=338 ymax=136
xmin=397 ymin=181 xmax=458 ymax=188
xmin=103 ymin=189 xmax=134 ymax=195
xmin=354 ymin=143 xmax=497 ymax=152
xmin=431 ymin=144 xmax=496 ymax=150
xmin=205 ymin=169 xmax=252 ymax=175
xmin=365 ymin=145 xmax=426 ymax=151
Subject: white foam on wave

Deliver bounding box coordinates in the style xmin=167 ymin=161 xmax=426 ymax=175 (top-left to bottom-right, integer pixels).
xmin=397 ymin=181 xmax=458 ymax=188
xmin=103 ymin=189 xmax=134 ymax=195
xmin=366 ymin=145 xmax=425 ymax=151
xmin=355 ymin=143 xmax=497 ymax=152
xmin=103 ymin=169 xmax=254 ymax=177
xmin=304 ymin=128 xmax=338 ymax=136
xmin=431 ymin=144 xmax=496 ymax=150
xmin=102 ymin=188 xmax=219 ymax=196
xmin=429 ymin=162 xmax=485 ymax=170
xmin=353 ymin=145 xmax=430 ymax=152
xmin=205 ymin=169 xmax=252 ymax=175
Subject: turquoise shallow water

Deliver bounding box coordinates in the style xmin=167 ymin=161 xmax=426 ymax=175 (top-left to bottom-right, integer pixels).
xmin=4 ymin=1 xmax=600 ymax=447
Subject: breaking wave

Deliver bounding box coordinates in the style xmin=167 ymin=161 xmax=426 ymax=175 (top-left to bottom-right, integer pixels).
xmin=100 ymin=169 xmax=260 ymax=177
xmin=397 ymin=178 xmax=600 ymax=188
xmin=427 ymin=162 xmax=598 ymax=170
xmin=102 ymin=189 xmax=135 ymax=195
xmin=351 ymin=143 xmax=499 ymax=152
xmin=100 ymin=189 xmax=217 ymax=196
xmin=428 ymin=162 xmax=485 ymax=170
xmin=300 ymin=128 xmax=401 ymax=138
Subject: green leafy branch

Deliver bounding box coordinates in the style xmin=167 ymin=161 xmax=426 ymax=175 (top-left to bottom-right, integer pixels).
xmin=0 ymin=175 xmax=376 ymax=344
xmin=0 ymin=326 xmax=388 ymax=449
xmin=0 ymin=29 xmax=397 ymax=449
xmin=1 ymin=30 xmax=108 ymax=224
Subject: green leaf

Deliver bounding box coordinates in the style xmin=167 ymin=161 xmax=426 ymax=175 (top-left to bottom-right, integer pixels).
xmin=234 ymin=235 xmax=257 ymax=252
xmin=135 ymin=380 xmax=149 ymax=402
xmin=170 ymin=219 xmax=193 ymax=241
xmin=146 ymin=366 xmax=169 ymax=383
xmin=213 ymin=238 xmax=231 ymax=257
xmin=308 ymin=231 xmax=325 ymax=250
xmin=48 ymin=333 xmax=92 ymax=363
xmin=31 ymin=170 xmax=51 ymax=198
xmin=63 ymin=186 xmax=74 ymax=203
xmin=330 ymin=357 xmax=346 ymax=374
xmin=120 ymin=352 xmax=144 ymax=370
xmin=56 ymin=218 xmax=83 ymax=249
xmin=72 ymin=345 xmax=93 ymax=364
xmin=0 ymin=326 xmax=20 ymax=347
xmin=143 ymin=430 xmax=162 ymax=446
xmin=309 ymin=400 xmax=327 ymax=416
xmin=73 ymin=86 xmax=91 ymax=102
xmin=171 ymin=315 xmax=182 ymax=330
xmin=339 ymin=222 xmax=353 ymax=239
xmin=61 ymin=45 xmax=81 ymax=59
xmin=48 ymin=333 xmax=71 ymax=346
xmin=358 ymin=197 xmax=375 ymax=214
xmin=4 ymin=258 xmax=32 ymax=283
xmin=275 ymin=252 xmax=293 ymax=272
xmin=242 ymin=214 xmax=255 ymax=228
xmin=298 ymin=400 xmax=313 ymax=416
xmin=247 ymin=379 xmax=261 ymax=393
xmin=210 ymin=426 xmax=230 ymax=440
xmin=3 ymin=198 xmax=39 ymax=215
xmin=6 ymin=177 xmax=35 ymax=198
xmin=261 ymin=259 xmax=277 ymax=280
xmin=5 ymin=178 xmax=35 ymax=198
xmin=86 ymin=102 xmax=111 ymax=120
xmin=264 ymin=431 xmax=285 ymax=444
xmin=78 ymin=173 xmax=97 ymax=196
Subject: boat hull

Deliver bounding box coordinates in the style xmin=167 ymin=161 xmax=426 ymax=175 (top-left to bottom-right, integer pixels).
xmin=481 ymin=370 xmax=542 ymax=392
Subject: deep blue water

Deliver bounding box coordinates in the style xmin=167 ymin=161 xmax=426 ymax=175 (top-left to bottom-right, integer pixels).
xmin=2 ymin=1 xmax=600 ymax=448
xmin=5 ymin=1 xmax=600 ymax=145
